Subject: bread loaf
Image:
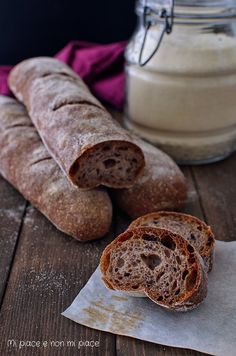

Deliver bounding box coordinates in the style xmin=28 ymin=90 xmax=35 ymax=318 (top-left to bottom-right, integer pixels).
xmin=0 ymin=96 xmax=112 ymax=241
xmin=100 ymin=227 xmax=207 ymax=311
xmin=111 ymin=140 xmax=187 ymax=218
xmin=129 ymin=211 xmax=215 ymax=272
xmin=8 ymin=57 xmax=145 ymax=189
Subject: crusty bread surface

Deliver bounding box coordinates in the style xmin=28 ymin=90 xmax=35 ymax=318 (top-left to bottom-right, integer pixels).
xmin=111 ymin=139 xmax=187 ymax=218
xmin=0 ymin=95 xmax=112 ymax=241
xmin=8 ymin=57 xmax=145 ymax=189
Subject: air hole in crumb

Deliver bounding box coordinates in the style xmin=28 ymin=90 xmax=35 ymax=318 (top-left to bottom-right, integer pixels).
xmin=104 ymin=159 xmax=116 ymax=168
xmin=124 ymin=272 xmax=130 ymax=277
xmin=186 ymin=269 xmax=198 ymax=291
xmin=188 ymin=256 xmax=195 ymax=264
xmin=164 ymin=250 xmax=170 ymax=258
xmin=132 ymin=285 xmax=139 ymax=289
xmin=190 ymin=233 xmax=196 ymax=241
xmin=141 ymin=254 xmax=161 ymax=270
xmin=161 ymin=236 xmax=176 ymax=250
xmin=175 ymin=288 xmax=180 ymax=295
xmin=157 ymin=296 xmax=163 ymax=301
xmin=187 ymin=244 xmax=194 ymax=253
xmin=197 ymin=226 xmax=202 ymax=231
xmin=142 ymin=234 xmax=157 ymax=242
xmin=176 ymin=256 xmax=181 ymax=264
xmin=117 ymin=258 xmax=124 ymax=268
xmin=147 ymin=280 xmax=154 ymax=287
xmin=182 ymin=270 xmax=188 ymax=280
xmin=172 ymin=280 xmax=177 ymax=290
xmin=156 ymin=271 xmax=164 ymax=281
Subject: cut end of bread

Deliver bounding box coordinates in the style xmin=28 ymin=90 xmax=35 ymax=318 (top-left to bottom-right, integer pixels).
xmin=69 ymin=140 xmax=145 ymax=189
xmin=100 ymin=227 xmax=207 ymax=311
xmin=129 ymin=211 xmax=215 ymax=273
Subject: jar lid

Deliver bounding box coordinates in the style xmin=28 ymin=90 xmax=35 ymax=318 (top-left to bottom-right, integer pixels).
xmin=136 ymin=0 xmax=236 ymax=22
xmin=134 ymin=0 xmax=236 ymax=66
xmin=176 ymin=0 xmax=235 ymax=6
xmin=139 ymin=0 xmax=236 ymax=8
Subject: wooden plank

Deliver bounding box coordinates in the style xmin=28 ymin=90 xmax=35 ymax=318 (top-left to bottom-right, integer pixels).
xmin=180 ymin=167 xmax=204 ymax=219
xmin=192 ymin=153 xmax=236 ymax=242
xmin=115 ymin=166 xmax=208 ymax=356
xmin=116 ymin=337 xmax=204 ymax=356
xmin=0 ymin=205 xmax=116 ymax=356
xmin=0 ymin=176 xmax=26 ymax=305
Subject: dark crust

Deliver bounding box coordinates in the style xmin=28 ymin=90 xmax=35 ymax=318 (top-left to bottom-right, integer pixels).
xmin=111 ymin=139 xmax=187 ymax=218
xmin=8 ymin=57 xmax=145 ymax=189
xmin=100 ymin=226 xmax=207 ymax=311
xmin=0 ymin=96 xmax=112 ymax=241
xmin=129 ymin=211 xmax=215 ymax=273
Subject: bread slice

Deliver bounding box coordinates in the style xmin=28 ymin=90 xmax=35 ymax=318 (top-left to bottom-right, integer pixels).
xmin=129 ymin=212 xmax=215 ymax=273
xmin=100 ymin=227 xmax=207 ymax=311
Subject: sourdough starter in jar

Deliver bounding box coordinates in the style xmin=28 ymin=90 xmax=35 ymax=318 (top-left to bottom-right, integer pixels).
xmin=125 ymin=1 xmax=236 ymax=164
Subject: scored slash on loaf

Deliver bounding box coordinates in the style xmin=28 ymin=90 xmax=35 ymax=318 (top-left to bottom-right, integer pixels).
xmin=8 ymin=57 xmax=145 ymax=190
xmin=0 ymin=96 xmax=112 ymax=241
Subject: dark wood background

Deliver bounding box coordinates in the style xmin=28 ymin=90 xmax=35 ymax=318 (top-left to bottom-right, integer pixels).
xmin=0 ymin=110 xmax=235 ymax=355
xmin=0 ymin=0 xmax=136 ymax=64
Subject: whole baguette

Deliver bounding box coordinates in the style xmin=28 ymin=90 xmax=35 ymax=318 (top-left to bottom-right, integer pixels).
xmin=8 ymin=57 xmax=145 ymax=189
xmin=100 ymin=227 xmax=207 ymax=311
xmin=111 ymin=139 xmax=187 ymax=218
xmin=0 ymin=96 xmax=112 ymax=241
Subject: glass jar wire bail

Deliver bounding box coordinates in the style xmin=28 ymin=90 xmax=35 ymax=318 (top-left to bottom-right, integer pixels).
xmin=138 ymin=0 xmax=175 ymax=66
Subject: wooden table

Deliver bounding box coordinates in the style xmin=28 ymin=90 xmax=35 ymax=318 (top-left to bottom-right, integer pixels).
xmin=0 ymin=110 xmax=235 ymax=356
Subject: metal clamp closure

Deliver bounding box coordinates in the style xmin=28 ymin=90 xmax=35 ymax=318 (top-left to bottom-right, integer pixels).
xmin=139 ymin=0 xmax=175 ymax=66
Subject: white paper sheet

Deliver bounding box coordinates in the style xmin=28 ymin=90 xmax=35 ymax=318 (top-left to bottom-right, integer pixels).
xmin=62 ymin=241 xmax=236 ymax=356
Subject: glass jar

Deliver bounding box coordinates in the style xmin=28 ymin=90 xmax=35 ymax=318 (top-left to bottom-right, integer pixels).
xmin=125 ymin=0 xmax=236 ymax=164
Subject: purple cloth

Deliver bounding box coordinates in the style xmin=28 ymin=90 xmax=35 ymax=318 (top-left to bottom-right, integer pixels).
xmin=0 ymin=41 xmax=127 ymax=109
xmin=0 ymin=66 xmax=12 ymax=96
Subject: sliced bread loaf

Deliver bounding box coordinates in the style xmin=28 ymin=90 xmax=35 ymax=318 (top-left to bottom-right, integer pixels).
xmin=129 ymin=212 xmax=215 ymax=273
xmin=8 ymin=57 xmax=145 ymax=189
xmin=100 ymin=227 xmax=207 ymax=311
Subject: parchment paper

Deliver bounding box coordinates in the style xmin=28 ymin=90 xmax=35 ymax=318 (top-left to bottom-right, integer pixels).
xmin=62 ymin=241 xmax=236 ymax=356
